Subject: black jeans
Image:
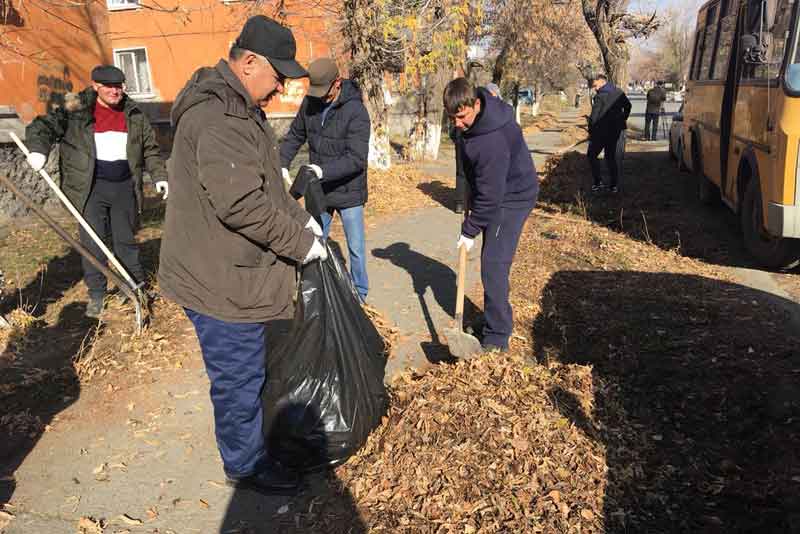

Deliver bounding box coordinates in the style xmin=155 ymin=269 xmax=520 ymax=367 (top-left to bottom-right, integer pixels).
xmin=80 ymin=178 xmax=144 ymax=298
xmin=480 ymin=204 xmax=534 ymax=349
xmin=644 ymin=112 xmax=660 ymax=140
xmin=588 ymin=131 xmax=626 ymax=188
xmin=454 ymin=138 xmax=467 ymax=208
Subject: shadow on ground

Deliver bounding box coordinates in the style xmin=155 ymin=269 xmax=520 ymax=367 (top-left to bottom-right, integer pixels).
xmin=372 ymin=242 xmax=481 ymax=362
xmin=417 ymin=180 xmax=457 ymax=212
xmin=539 ymin=147 xmax=757 ymax=270
xmin=0 ymin=231 xmax=162 ymax=506
xmin=533 ymin=270 xmax=800 ymax=533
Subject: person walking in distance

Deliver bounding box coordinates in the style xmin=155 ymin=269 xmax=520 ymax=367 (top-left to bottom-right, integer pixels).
xmin=25 ymin=65 xmax=168 ymax=318
xmin=158 ymin=15 xmax=327 ymax=494
xmin=444 ymin=78 xmax=539 ymax=353
xmin=586 ymin=73 xmax=631 ymax=194
xmin=645 ymin=81 xmax=667 ymax=141
xmin=280 ymin=58 xmax=371 ymax=302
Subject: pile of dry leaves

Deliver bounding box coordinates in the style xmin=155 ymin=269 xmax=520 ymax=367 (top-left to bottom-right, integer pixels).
xmin=367 ymin=166 xmax=446 ymax=218
xmin=331 ymin=354 xmax=606 ymax=533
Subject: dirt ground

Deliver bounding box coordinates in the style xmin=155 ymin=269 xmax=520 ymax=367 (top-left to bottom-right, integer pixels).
xmin=1 ymin=119 xmax=799 ymax=533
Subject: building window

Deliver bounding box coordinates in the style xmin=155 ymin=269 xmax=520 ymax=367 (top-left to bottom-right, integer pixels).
xmin=107 ymin=0 xmax=139 ymax=10
xmin=113 ymin=48 xmax=153 ymax=96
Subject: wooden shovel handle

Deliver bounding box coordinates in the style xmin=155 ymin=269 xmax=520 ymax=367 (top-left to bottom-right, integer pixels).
xmin=454 ymin=243 xmax=467 ymax=327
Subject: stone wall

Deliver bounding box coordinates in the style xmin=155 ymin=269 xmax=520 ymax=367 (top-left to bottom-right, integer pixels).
xmin=0 ymin=144 xmax=61 ymax=219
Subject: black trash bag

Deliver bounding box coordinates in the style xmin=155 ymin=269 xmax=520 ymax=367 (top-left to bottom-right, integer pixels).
xmin=261 ymin=246 xmax=388 ymax=472
xmin=289 ymin=166 xmax=327 ymax=226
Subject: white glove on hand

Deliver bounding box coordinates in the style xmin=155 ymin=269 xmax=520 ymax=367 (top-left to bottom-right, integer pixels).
xmin=305 ymin=216 xmax=323 ymax=237
xmin=303 ymin=238 xmax=328 ymax=264
xmin=155 ymin=181 xmax=169 ymax=200
xmin=305 ymin=164 xmax=323 ymax=179
xmin=26 ymin=152 xmax=47 ymax=172
xmin=281 ymin=167 xmax=292 ymax=187
xmin=457 ymin=234 xmax=475 ymax=252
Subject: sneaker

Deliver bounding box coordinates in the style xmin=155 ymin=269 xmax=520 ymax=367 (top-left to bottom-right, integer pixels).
xmin=590 ymin=184 xmax=605 ymax=193
xmin=85 ymin=295 xmax=104 ymax=319
xmin=225 ymin=459 xmax=300 ymax=495
xmin=609 ymin=186 xmax=619 ymax=194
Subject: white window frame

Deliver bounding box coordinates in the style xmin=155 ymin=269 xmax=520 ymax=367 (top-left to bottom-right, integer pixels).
xmin=113 ymin=47 xmax=155 ymax=98
xmin=106 ymin=0 xmax=139 ymax=11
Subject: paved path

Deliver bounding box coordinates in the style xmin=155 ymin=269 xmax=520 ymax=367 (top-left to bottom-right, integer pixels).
xmin=1 ymin=110 xmax=582 ymax=534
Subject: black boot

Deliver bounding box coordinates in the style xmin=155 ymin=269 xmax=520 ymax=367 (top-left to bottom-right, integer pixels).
xmin=225 ymin=458 xmax=300 ymax=495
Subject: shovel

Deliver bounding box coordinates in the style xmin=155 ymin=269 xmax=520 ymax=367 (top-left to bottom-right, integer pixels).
xmin=444 ymin=243 xmax=482 ymax=359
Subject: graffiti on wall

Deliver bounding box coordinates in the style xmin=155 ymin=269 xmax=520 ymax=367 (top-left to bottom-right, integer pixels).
xmin=38 ymin=66 xmax=74 ymax=112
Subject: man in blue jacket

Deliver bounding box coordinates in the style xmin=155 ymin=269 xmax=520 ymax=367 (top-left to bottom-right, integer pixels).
xmin=444 ymin=77 xmax=539 ymax=352
xmin=280 ymin=58 xmax=371 ymax=301
xmin=587 ymin=73 xmax=631 ymax=193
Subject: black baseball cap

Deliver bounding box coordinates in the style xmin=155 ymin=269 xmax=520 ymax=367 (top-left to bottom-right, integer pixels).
xmin=234 ymin=16 xmax=308 ymax=79
xmin=91 ymin=65 xmax=125 ymax=84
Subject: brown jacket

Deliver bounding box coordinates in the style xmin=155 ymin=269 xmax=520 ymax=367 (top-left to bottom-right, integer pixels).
xmin=158 ymin=60 xmax=314 ymax=322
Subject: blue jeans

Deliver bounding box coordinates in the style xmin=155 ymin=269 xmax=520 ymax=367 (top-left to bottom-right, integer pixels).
xmin=321 ymin=205 xmax=368 ymax=300
xmin=185 ymin=309 xmax=268 ymax=478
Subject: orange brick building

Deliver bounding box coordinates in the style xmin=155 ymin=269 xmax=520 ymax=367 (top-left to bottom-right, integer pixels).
xmin=1 ymin=0 xmax=336 ymax=143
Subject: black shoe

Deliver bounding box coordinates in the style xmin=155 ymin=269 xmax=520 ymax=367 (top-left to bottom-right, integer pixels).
xmin=454 ymin=202 xmax=464 ymax=214
xmin=591 ymin=184 xmax=605 ymax=193
xmin=609 ymin=185 xmax=619 ymax=194
xmin=86 ymin=295 xmax=104 ymax=319
xmin=225 ymin=461 xmax=300 ymax=495
xmin=481 ymin=343 xmax=508 ymax=354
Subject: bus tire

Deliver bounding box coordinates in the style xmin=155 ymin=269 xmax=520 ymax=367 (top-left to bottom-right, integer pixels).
xmin=677 ymin=138 xmax=687 ymax=172
xmin=693 ymin=142 xmax=719 ymax=205
xmin=741 ymin=177 xmax=800 ymax=270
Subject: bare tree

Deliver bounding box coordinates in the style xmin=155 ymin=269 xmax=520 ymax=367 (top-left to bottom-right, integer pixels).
xmin=580 ymin=0 xmax=660 ymax=86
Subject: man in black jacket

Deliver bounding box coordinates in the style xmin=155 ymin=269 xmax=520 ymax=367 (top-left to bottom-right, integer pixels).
xmin=587 ymin=74 xmax=632 ymax=193
xmin=280 ymin=58 xmax=371 ymax=301
xmin=644 ymin=81 xmax=667 ymax=141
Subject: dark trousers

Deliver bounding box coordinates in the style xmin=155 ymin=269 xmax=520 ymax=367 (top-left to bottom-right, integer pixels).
xmin=588 ymin=131 xmax=626 ymax=188
xmin=185 ymin=308 xmax=270 ymax=478
xmin=480 ymin=204 xmax=534 ymax=349
xmin=80 ymin=179 xmax=143 ymax=298
xmin=644 ymin=113 xmax=660 ymax=140
xmin=454 ymin=139 xmax=467 ymax=208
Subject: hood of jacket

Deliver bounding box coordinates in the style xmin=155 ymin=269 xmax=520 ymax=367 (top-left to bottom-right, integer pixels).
xmin=597 ymin=82 xmax=624 ymax=101
xmin=463 ymin=87 xmax=513 ymax=138
xmin=171 ymin=60 xmax=256 ymax=129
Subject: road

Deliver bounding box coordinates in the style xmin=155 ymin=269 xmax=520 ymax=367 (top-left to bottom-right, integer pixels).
xmin=626 ymin=92 xmax=682 ymax=140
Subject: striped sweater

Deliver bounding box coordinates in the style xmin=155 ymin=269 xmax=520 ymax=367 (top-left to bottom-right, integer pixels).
xmin=94 ymin=103 xmax=131 ymax=182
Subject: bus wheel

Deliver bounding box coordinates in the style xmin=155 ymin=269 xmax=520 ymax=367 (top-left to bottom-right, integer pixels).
xmin=677 ymin=139 xmax=686 ymax=172
xmin=693 ymin=141 xmax=719 ymax=204
xmin=741 ymin=177 xmax=800 ymax=270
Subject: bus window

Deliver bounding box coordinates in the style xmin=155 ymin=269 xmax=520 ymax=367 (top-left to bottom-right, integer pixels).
xmin=712 ymin=0 xmax=737 ymax=79
xmin=744 ymin=0 xmax=794 ymax=79
xmin=701 ymin=4 xmax=719 ymax=79
xmin=691 ymin=9 xmax=709 ymax=79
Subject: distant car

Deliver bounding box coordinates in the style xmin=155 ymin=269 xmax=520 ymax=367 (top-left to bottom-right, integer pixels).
xmin=669 ymin=104 xmax=687 ymax=170
xmin=517 ymin=89 xmax=534 ymax=105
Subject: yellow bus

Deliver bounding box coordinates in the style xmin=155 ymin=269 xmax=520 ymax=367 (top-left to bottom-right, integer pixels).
xmin=680 ymin=0 xmax=800 ymax=268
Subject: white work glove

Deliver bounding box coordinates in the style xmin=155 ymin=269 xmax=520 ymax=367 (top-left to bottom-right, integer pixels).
xmin=26 ymin=152 xmax=47 ymax=172
xmin=304 ymin=164 xmax=323 ymax=179
xmin=303 ymin=238 xmax=328 ymax=264
xmin=155 ymin=181 xmax=169 ymax=200
xmin=281 ymin=167 xmax=292 ymax=187
xmin=457 ymin=234 xmax=475 ymax=252
xmin=305 ymin=216 xmax=323 ymax=237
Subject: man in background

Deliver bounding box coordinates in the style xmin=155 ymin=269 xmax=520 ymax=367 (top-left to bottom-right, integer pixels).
xmin=26 ymin=65 xmax=167 ymax=318
xmin=645 ymin=81 xmax=667 ymax=141
xmin=586 ymin=73 xmax=631 ymax=194
xmin=280 ymin=57 xmax=371 ymax=302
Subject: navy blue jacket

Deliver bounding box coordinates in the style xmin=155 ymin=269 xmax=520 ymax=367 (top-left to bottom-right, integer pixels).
xmin=588 ymin=82 xmax=631 ymax=140
xmin=459 ymin=88 xmax=538 ymax=238
xmin=280 ymin=80 xmax=371 ymax=209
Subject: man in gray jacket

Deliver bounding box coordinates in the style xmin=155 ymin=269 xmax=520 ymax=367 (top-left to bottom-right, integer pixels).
xmin=158 ymin=15 xmax=326 ymax=493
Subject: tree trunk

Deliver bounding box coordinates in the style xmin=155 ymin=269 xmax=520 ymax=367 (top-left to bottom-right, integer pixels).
xmin=581 ymin=0 xmax=630 ymax=87
xmin=360 ymin=76 xmax=391 ymax=169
